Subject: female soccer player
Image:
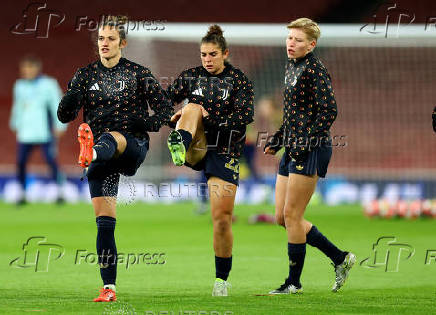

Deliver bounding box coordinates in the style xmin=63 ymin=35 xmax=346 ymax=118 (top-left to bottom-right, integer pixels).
xmin=166 ymin=25 xmax=254 ymax=296
xmin=264 ymin=18 xmax=355 ymax=294
xmin=57 ymin=16 xmax=172 ymax=302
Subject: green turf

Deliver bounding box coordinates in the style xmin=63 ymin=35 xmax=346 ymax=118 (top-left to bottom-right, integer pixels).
xmin=1 ymin=201 xmax=435 ymax=314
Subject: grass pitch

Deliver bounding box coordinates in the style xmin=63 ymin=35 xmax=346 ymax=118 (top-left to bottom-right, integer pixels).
xmin=1 ymin=201 xmax=435 ymax=314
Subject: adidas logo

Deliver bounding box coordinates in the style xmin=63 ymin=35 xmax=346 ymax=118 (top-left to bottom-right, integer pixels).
xmin=89 ymin=83 xmax=100 ymax=91
xmin=192 ymin=88 xmax=203 ymax=96
xmin=296 ymin=165 xmax=304 ymax=171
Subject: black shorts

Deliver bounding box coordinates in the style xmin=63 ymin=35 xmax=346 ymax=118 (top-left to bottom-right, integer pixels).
xmin=278 ymin=145 xmax=332 ymax=178
xmin=87 ymin=133 xmax=149 ymax=198
xmin=186 ymin=150 xmax=239 ymax=186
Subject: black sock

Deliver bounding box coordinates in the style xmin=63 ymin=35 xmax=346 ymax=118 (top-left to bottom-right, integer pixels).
xmin=96 ymin=216 xmax=117 ymax=285
xmin=177 ymin=129 xmax=193 ymax=150
xmin=287 ymin=243 xmax=306 ymax=288
xmin=215 ymin=256 xmax=232 ymax=281
xmin=93 ymin=133 xmax=117 ymax=162
xmin=306 ymin=225 xmax=346 ymax=266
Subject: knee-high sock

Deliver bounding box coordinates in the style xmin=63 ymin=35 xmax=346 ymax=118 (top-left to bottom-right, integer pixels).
xmin=287 ymin=243 xmax=306 ymax=288
xmin=177 ymin=129 xmax=193 ymax=150
xmin=306 ymin=225 xmax=346 ymax=266
xmin=96 ymin=216 xmax=117 ymax=285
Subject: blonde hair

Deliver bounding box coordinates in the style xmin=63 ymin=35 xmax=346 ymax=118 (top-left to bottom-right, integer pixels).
xmin=100 ymin=15 xmax=128 ymax=43
xmin=287 ymin=18 xmax=321 ymax=42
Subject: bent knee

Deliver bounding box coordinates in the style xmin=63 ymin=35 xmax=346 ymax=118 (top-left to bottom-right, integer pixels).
xmin=275 ymin=213 xmax=285 ymax=227
xmin=183 ymin=103 xmax=202 ymax=114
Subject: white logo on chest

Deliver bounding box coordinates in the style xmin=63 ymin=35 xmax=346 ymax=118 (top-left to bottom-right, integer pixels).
xmin=89 ymin=83 xmax=100 ymax=91
xmin=221 ymin=88 xmax=230 ymax=100
xmin=117 ymin=80 xmax=126 ymax=91
xmin=192 ymin=88 xmax=203 ymax=96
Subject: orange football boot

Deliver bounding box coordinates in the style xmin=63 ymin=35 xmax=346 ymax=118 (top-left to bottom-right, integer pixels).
xmin=93 ymin=288 xmax=117 ymax=302
xmin=77 ymin=123 xmax=94 ymax=168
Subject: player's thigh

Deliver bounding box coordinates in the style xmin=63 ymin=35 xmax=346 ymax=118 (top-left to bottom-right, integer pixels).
xmin=208 ymin=176 xmax=237 ymax=220
xmin=92 ymin=196 xmax=116 ymax=218
xmin=275 ymin=174 xmax=288 ymax=225
xmin=186 ymin=122 xmax=207 ymax=165
xmin=284 ymin=173 xmax=318 ymax=221
xmin=109 ymin=131 xmax=127 ymax=156
xmin=17 ymin=143 xmax=34 ymax=165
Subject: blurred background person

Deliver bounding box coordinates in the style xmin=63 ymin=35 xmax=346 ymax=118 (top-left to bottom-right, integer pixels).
xmin=9 ymin=55 xmax=66 ymax=205
xmin=247 ymin=96 xmax=283 ymax=223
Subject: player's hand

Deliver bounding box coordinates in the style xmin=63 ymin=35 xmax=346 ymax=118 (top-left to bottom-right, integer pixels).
xmin=264 ymin=146 xmax=277 ymax=155
xmin=198 ymin=105 xmax=209 ymax=117
xmin=171 ymin=109 xmax=182 ymax=123
xmin=263 ymin=135 xmax=281 ymax=155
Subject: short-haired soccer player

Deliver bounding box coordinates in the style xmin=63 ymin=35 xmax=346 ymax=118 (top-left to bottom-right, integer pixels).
xmin=265 ymin=18 xmax=355 ymax=294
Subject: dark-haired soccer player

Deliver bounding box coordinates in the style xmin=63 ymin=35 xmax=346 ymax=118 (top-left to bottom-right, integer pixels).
xmin=264 ymin=18 xmax=355 ymax=294
xmin=167 ymin=25 xmax=254 ymax=296
xmin=57 ymin=16 xmax=172 ymax=302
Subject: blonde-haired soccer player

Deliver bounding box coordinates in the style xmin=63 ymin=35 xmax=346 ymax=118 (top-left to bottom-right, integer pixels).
xmin=265 ymin=18 xmax=355 ymax=294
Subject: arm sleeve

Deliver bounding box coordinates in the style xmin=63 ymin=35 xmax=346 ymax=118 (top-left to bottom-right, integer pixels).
xmin=9 ymin=82 xmax=19 ymax=131
xmin=140 ymin=73 xmax=173 ymax=132
xmin=310 ymin=69 xmax=338 ymax=137
xmin=289 ymin=68 xmax=338 ymax=162
xmin=203 ymin=79 xmax=255 ymax=130
xmin=49 ymin=79 xmax=67 ymax=131
xmin=57 ymin=69 xmax=86 ymax=123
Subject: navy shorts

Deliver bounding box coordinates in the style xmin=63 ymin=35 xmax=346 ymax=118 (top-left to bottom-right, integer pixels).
xmin=187 ymin=150 xmax=239 ymax=186
xmin=87 ymin=132 xmax=149 ymax=198
xmin=278 ymin=146 xmax=332 ymax=178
